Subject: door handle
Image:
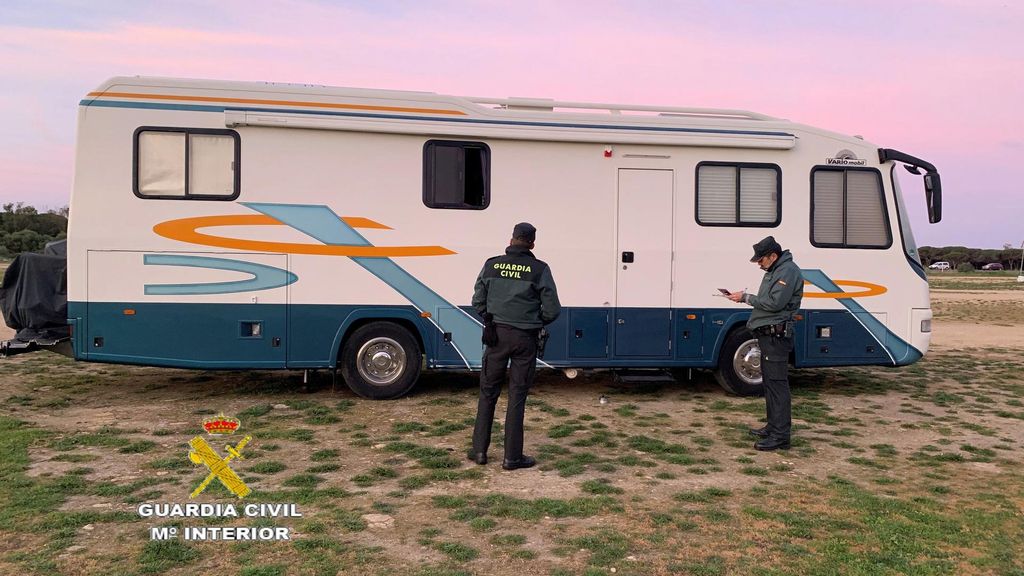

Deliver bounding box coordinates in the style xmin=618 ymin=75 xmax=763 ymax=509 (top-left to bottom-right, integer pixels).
xmin=617 ymin=319 xmax=625 ymax=325
xmin=621 ymin=251 xmax=634 ymax=263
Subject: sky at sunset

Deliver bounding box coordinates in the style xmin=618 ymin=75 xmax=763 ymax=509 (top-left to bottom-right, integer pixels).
xmin=0 ymin=0 xmax=1020 ymax=248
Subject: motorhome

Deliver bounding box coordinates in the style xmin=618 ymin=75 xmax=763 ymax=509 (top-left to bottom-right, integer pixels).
xmin=3 ymin=77 xmax=943 ymax=398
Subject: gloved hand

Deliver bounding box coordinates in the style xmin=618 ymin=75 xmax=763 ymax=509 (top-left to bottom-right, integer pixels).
xmin=481 ymin=313 xmax=497 ymax=346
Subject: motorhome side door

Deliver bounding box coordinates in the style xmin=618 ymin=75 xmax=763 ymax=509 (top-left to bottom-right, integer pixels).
xmin=614 ymin=169 xmax=673 ymax=357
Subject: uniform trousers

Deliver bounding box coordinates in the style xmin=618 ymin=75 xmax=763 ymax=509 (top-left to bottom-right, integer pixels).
xmin=756 ymin=334 xmax=793 ymax=440
xmin=471 ymin=324 xmax=538 ymax=460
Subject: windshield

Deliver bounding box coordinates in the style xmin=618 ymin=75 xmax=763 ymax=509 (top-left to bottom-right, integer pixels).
xmin=891 ymin=167 xmax=921 ymax=265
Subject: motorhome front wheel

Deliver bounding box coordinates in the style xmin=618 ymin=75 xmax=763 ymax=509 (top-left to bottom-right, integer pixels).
xmin=714 ymin=328 xmax=764 ymax=396
xmin=340 ymin=321 xmax=422 ymax=399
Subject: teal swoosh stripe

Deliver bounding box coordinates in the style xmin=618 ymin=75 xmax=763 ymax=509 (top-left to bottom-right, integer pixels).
xmin=802 ymin=269 xmax=921 ymax=365
xmin=143 ymin=254 xmax=297 ymax=295
xmin=242 ymin=203 xmax=484 ymax=368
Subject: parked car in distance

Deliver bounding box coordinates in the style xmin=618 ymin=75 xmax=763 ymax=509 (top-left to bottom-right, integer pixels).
xmin=981 ymin=263 xmax=1004 ymax=270
xmin=928 ymin=261 xmax=951 ymax=270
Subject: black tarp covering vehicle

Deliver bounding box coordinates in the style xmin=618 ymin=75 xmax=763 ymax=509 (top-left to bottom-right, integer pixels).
xmin=1 ymin=239 xmax=71 ymax=357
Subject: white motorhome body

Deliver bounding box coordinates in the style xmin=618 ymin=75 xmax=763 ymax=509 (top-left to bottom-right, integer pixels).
xmin=66 ymin=77 xmax=941 ymax=397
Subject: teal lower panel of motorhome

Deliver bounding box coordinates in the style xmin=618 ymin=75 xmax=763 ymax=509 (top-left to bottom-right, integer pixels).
xmin=73 ymin=301 xmax=290 ymax=368
xmin=70 ymin=302 xmax=439 ymax=369
xmin=66 ymin=302 xmax=920 ymax=370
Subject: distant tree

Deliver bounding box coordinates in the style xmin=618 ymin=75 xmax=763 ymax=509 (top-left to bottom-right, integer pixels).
xmin=0 ymin=202 xmax=69 ymax=257
xmin=956 ymin=262 xmax=974 ymax=273
xmin=1 ymin=229 xmax=47 ymax=255
xmin=945 ymin=248 xmax=968 ymax=267
xmin=47 ymin=205 xmax=70 ymax=219
xmin=1005 ymin=244 xmax=1024 ymax=272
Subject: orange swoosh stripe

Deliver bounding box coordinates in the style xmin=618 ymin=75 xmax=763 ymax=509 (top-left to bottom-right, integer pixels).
xmin=87 ymin=91 xmax=467 ymax=116
xmin=153 ymin=215 xmax=455 ymax=257
xmin=802 ymin=280 xmax=887 ymax=299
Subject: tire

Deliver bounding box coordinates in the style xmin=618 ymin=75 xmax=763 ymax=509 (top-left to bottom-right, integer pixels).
xmin=713 ymin=327 xmax=764 ymax=396
xmin=340 ymin=321 xmax=421 ymax=399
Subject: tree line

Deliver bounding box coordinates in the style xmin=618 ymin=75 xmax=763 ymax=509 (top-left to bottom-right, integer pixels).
xmin=918 ymin=245 xmax=1023 ymax=271
xmin=0 ymin=203 xmax=68 ymax=258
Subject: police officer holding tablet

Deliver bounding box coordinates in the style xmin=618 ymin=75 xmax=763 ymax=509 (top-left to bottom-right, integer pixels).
xmin=727 ymin=236 xmax=803 ymax=451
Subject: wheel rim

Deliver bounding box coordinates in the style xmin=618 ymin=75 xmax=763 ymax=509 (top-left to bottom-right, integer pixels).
xmin=356 ymin=337 xmax=406 ymax=386
xmin=732 ymin=338 xmax=763 ymax=386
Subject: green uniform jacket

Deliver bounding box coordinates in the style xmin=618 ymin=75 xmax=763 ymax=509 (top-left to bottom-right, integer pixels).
xmin=473 ymin=246 xmax=561 ymax=330
xmin=743 ymin=250 xmax=803 ymax=330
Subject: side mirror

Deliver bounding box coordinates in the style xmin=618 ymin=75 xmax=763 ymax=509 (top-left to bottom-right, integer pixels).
xmin=877 ymin=148 xmax=942 ymax=224
xmin=925 ymin=173 xmax=942 ymax=223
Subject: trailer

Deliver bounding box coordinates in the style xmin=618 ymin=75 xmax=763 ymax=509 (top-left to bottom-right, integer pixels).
xmin=6 ymin=76 xmax=943 ymax=398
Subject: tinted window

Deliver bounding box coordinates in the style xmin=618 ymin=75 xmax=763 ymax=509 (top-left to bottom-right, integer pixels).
xmin=423 ymin=140 xmax=490 ymax=209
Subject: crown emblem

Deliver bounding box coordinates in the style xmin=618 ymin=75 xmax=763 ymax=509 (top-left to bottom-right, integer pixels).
xmin=203 ymin=413 xmax=240 ymax=435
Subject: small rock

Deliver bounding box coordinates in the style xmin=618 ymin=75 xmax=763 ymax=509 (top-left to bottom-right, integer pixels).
xmin=66 ymin=545 xmax=86 ymax=553
xmin=273 ymin=404 xmax=290 ymax=410
xmin=90 ymin=503 xmax=112 ymax=509
xmin=36 ymin=386 xmax=53 ymax=392
xmin=373 ymin=443 xmax=386 ymax=449
xmin=362 ymin=514 xmax=394 ymax=529
xmin=156 ymin=471 xmax=168 ymax=476
xmin=627 ymin=556 xmax=637 ymax=561
xmin=611 ymin=568 xmax=617 ymax=573
xmin=82 ymin=524 xmax=94 ymax=531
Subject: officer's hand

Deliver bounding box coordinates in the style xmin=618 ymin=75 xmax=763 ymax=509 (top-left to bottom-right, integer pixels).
xmin=727 ymin=291 xmax=745 ymax=303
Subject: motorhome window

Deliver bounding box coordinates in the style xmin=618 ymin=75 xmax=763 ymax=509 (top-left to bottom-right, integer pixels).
xmin=423 ymin=140 xmax=490 ymax=209
xmin=138 ymin=132 xmax=186 ymax=196
xmin=134 ymin=128 xmax=240 ymax=200
xmin=811 ymin=167 xmax=891 ymax=248
xmin=696 ymin=163 xmax=780 ymax=226
xmin=891 ymin=166 xmax=922 ymax=266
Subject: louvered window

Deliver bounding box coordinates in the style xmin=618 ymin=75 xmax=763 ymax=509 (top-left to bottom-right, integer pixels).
xmin=811 ymin=167 xmax=891 ymax=248
xmin=696 ymin=163 xmax=780 ymax=226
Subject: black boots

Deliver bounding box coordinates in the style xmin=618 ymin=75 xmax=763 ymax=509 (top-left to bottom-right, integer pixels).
xmin=501 ymin=455 xmax=536 ymax=471
xmin=468 ymin=451 xmax=538 ymax=469
xmin=754 ymin=437 xmax=791 ymax=451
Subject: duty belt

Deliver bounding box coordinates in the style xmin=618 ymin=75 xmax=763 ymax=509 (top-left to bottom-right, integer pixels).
xmin=753 ymin=322 xmax=788 ymax=338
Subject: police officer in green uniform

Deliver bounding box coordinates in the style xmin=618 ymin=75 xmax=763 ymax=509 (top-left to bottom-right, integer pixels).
xmin=469 ymin=222 xmax=561 ymax=470
xmin=728 ymin=236 xmax=803 ymax=451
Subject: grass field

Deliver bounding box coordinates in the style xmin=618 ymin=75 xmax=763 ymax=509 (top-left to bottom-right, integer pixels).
xmin=927 ymin=270 xmax=1024 ymax=292
xmin=0 ymin=277 xmax=1022 ymax=575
